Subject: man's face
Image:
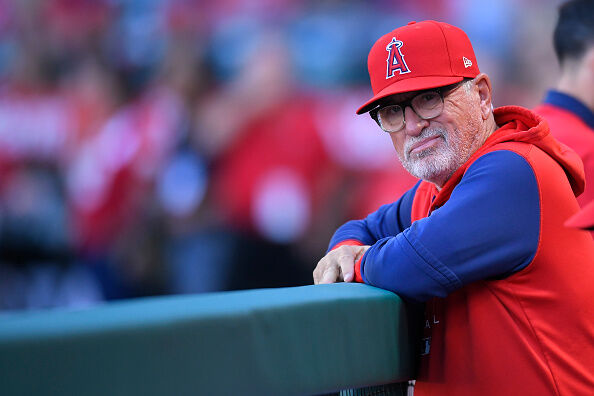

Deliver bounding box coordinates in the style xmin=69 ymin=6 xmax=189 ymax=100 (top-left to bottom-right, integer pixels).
xmin=386 ymin=80 xmax=484 ymax=188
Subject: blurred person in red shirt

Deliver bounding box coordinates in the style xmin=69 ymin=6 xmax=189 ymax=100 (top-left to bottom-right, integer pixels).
xmin=533 ymin=0 xmax=594 ymax=208
xmin=195 ymin=36 xmax=339 ymax=290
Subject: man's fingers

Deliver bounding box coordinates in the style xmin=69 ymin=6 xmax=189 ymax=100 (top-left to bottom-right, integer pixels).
xmin=337 ymin=252 xmax=355 ymax=283
xmin=313 ymin=257 xmax=331 ymax=284
xmin=343 ymin=271 xmax=354 ymax=283
xmin=319 ymin=266 xmax=339 ymax=284
xmin=313 ymin=245 xmax=370 ymax=285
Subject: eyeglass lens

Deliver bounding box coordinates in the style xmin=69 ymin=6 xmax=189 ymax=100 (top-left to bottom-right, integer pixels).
xmin=377 ymin=91 xmax=444 ymax=132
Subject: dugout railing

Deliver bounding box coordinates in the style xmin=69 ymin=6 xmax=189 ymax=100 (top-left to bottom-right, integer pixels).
xmin=0 ymin=283 xmax=418 ymax=395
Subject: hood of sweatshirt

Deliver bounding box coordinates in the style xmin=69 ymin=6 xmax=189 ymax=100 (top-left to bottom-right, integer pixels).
xmin=431 ymin=105 xmax=585 ymax=209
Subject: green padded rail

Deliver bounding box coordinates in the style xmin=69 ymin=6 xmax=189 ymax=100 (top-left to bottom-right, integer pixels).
xmin=0 ymin=283 xmax=417 ymax=396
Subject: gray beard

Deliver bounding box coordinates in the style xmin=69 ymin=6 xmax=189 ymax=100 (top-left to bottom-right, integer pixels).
xmin=397 ymin=127 xmax=465 ymax=184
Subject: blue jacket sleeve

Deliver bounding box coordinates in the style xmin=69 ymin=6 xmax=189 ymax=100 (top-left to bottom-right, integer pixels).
xmin=360 ymin=150 xmax=540 ymax=302
xmin=327 ymin=181 xmax=421 ymax=252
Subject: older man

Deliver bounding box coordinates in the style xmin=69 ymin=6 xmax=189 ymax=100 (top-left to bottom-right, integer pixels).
xmin=313 ymin=21 xmax=594 ymax=395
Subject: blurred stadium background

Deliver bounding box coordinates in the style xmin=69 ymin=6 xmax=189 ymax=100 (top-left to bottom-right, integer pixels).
xmin=0 ymin=0 xmax=563 ymax=310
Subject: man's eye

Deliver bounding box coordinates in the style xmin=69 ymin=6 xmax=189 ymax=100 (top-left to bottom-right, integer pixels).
xmin=387 ymin=106 xmax=402 ymax=115
xmin=421 ymin=93 xmax=439 ymax=102
xmin=415 ymin=92 xmax=441 ymax=108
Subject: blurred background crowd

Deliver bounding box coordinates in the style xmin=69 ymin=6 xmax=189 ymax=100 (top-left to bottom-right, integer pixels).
xmin=0 ymin=0 xmax=564 ymax=310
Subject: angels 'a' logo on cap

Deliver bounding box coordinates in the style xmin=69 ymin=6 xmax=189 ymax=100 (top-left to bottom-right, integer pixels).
xmin=386 ymin=37 xmax=410 ymax=78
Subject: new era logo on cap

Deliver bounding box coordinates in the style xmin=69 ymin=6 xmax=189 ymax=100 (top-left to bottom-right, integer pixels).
xmin=357 ymin=20 xmax=481 ymax=114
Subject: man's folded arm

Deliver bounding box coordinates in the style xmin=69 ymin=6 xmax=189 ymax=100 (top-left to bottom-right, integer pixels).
xmin=359 ymin=151 xmax=541 ymax=302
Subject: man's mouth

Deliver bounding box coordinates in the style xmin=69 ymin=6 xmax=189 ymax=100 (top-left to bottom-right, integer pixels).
xmin=407 ymin=134 xmax=443 ymax=157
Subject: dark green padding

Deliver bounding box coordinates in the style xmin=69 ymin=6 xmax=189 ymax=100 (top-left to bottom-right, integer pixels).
xmin=0 ymin=283 xmax=416 ymax=395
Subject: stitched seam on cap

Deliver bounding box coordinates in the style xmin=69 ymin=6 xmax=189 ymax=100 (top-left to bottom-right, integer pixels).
xmin=431 ymin=21 xmax=454 ymax=75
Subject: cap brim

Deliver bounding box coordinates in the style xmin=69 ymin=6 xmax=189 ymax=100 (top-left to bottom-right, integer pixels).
xmin=356 ymin=76 xmax=464 ymax=114
xmin=565 ymin=200 xmax=594 ymax=230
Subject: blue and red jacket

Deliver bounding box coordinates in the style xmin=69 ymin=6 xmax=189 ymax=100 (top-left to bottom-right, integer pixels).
xmin=329 ymin=106 xmax=594 ymax=395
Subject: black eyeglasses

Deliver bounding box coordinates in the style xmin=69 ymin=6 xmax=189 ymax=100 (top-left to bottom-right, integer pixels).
xmin=369 ymin=80 xmax=469 ymax=133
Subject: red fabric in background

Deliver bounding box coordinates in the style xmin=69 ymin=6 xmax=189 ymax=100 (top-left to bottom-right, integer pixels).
xmin=533 ymin=103 xmax=594 ymax=208
xmin=212 ymin=97 xmax=333 ymax=233
xmin=350 ymin=168 xmax=417 ymax=219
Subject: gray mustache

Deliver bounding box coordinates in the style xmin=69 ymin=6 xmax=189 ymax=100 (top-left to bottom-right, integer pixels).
xmin=404 ymin=128 xmax=447 ymax=158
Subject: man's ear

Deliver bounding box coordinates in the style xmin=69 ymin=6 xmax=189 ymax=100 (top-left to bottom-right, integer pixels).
xmin=474 ymin=73 xmax=493 ymax=120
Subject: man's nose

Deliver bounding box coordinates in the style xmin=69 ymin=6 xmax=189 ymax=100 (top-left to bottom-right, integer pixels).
xmin=403 ymin=106 xmax=429 ymax=136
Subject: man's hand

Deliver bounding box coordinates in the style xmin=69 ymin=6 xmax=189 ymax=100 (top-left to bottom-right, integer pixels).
xmin=313 ymin=245 xmax=371 ymax=285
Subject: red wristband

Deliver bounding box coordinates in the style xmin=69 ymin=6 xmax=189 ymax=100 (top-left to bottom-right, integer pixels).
xmin=354 ymin=255 xmax=364 ymax=283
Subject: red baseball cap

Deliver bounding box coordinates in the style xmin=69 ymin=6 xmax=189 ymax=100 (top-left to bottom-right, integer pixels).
xmin=565 ymin=200 xmax=594 ymax=230
xmin=357 ymin=20 xmax=480 ymax=114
